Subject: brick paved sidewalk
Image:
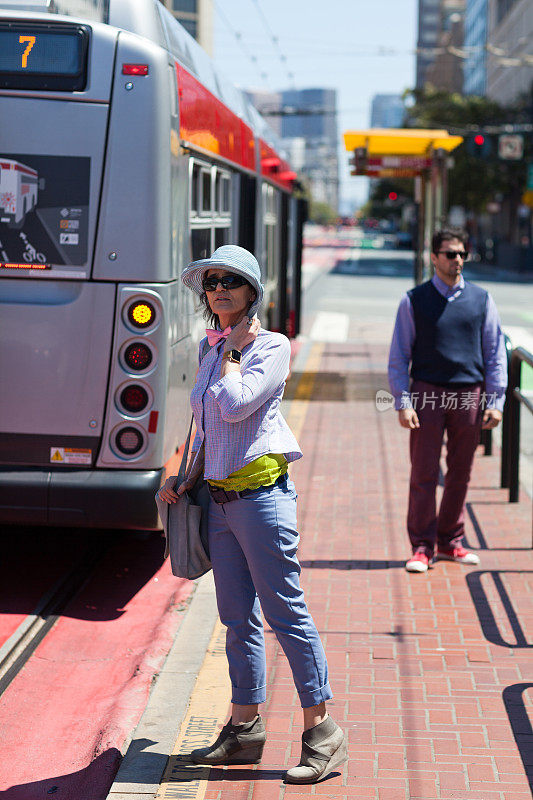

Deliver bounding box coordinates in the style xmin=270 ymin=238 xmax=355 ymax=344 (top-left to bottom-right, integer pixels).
xmin=204 ymin=339 xmax=533 ymax=800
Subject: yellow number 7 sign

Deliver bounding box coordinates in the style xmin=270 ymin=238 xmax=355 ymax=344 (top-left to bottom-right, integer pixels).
xmin=19 ymin=35 xmax=36 ymax=69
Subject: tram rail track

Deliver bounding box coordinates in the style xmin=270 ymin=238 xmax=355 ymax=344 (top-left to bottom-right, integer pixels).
xmin=0 ymin=536 xmax=109 ymax=698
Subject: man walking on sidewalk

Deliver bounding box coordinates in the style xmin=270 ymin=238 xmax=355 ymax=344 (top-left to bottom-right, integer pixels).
xmin=388 ymin=229 xmax=507 ymax=573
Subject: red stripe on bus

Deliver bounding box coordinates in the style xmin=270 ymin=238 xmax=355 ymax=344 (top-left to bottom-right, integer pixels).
xmin=176 ymin=63 xmax=256 ymax=172
xmin=148 ymin=410 xmax=159 ymax=434
xmin=259 ymin=139 xmax=294 ymax=190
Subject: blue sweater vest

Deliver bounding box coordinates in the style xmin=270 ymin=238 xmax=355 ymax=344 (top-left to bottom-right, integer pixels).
xmin=408 ymin=280 xmax=488 ymax=385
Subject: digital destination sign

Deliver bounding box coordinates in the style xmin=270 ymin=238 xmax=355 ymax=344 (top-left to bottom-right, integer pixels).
xmin=0 ymin=23 xmax=89 ymax=91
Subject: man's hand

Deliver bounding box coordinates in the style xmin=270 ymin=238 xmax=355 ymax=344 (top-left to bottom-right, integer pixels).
xmin=482 ymin=408 xmax=502 ymax=430
xmin=398 ymin=408 xmax=420 ymax=429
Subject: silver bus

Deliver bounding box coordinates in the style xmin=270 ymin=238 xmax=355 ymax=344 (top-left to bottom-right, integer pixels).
xmin=0 ymin=0 xmax=305 ymax=529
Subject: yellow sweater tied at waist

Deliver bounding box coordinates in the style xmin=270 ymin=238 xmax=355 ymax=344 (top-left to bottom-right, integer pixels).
xmin=207 ymin=454 xmax=288 ymax=492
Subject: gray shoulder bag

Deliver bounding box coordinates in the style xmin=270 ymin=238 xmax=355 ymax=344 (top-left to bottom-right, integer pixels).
xmin=155 ymin=337 xmax=212 ymax=579
xmin=155 ymin=418 xmax=211 ymax=579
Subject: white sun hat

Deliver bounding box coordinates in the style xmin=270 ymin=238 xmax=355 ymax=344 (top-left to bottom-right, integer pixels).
xmin=181 ymin=245 xmax=264 ymax=317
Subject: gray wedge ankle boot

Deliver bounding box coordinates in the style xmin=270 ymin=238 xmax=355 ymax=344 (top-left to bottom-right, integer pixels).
xmin=190 ymin=715 xmax=266 ymax=765
xmin=285 ymin=716 xmax=348 ymax=784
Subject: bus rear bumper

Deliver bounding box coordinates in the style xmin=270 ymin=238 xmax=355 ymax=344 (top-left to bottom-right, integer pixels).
xmin=0 ymin=467 xmax=163 ymax=529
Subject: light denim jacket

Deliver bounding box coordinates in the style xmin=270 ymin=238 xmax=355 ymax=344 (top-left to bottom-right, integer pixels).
xmin=190 ymin=329 xmax=302 ymax=480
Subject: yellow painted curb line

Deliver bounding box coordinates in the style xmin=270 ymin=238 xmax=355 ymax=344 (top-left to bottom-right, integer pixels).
xmin=156 ymin=620 xmax=230 ymax=800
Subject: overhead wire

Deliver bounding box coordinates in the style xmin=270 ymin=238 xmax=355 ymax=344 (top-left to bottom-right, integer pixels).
xmin=249 ymin=0 xmax=296 ymax=88
xmin=213 ymin=0 xmax=271 ymax=86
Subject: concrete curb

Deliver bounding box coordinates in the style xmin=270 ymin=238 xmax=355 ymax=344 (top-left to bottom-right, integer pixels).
xmin=107 ymin=572 xmax=219 ymax=799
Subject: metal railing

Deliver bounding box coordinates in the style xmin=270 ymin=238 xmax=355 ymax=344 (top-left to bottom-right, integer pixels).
xmin=501 ymin=346 xmax=533 ymax=504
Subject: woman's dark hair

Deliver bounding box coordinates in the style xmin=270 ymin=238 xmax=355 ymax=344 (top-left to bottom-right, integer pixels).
xmin=431 ymin=228 xmax=468 ymax=254
xmin=198 ymin=278 xmax=257 ymax=328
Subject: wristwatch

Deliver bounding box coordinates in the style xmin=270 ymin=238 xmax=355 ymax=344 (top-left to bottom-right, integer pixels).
xmin=223 ymin=349 xmax=242 ymax=364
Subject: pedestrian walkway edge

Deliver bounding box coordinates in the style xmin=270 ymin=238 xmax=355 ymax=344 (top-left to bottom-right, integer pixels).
xmin=107 ymin=572 xmax=219 ymax=799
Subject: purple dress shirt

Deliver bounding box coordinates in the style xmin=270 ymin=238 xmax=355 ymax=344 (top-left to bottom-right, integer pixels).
xmin=388 ymin=274 xmax=508 ymax=411
xmin=190 ymin=329 xmax=302 ymax=480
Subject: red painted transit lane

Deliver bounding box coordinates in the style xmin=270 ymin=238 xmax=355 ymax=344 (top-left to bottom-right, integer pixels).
xmin=0 ymin=531 xmax=193 ymax=800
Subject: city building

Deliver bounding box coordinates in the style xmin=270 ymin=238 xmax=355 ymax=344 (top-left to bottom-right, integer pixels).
xmin=159 ymin=0 xmax=213 ymax=55
xmin=370 ymin=94 xmax=405 ymax=128
xmin=243 ymin=90 xmax=282 ymax=136
xmin=464 ymin=0 xmax=488 ymax=94
xmin=425 ymin=0 xmax=465 ymax=92
xmin=486 ymin=0 xmax=533 ymax=104
xmin=416 ymin=0 xmax=442 ymax=87
xmin=280 ymin=88 xmax=339 ymax=212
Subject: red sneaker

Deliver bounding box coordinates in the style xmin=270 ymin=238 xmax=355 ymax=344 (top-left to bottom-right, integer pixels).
xmin=436 ymin=545 xmax=480 ymax=565
xmin=405 ymin=551 xmax=431 ymax=573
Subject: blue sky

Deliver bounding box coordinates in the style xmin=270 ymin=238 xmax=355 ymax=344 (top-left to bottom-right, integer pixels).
xmin=212 ymin=0 xmax=417 ymax=209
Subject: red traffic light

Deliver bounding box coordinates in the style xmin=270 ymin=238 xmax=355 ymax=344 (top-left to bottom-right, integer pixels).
xmin=388 ymin=192 xmax=398 ymax=201
xmin=474 ymin=134 xmax=485 ymax=146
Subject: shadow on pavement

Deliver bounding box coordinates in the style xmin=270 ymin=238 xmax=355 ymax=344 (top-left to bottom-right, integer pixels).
xmin=285 ymin=371 xmax=388 ymax=402
xmin=0 ymin=528 xmax=166 ymax=622
xmin=0 ymin=747 xmax=121 ymax=799
xmin=209 ymin=767 xmax=287 ymax=782
xmin=502 ymin=683 xmax=533 ymax=790
xmin=300 ymin=559 xmax=406 ymax=570
xmin=466 ymin=570 xmax=533 ymax=648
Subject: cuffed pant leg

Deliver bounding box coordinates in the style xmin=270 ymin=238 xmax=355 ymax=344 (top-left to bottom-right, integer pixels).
xmin=223 ymin=479 xmax=332 ymax=709
xmin=208 ymin=499 xmax=267 ymax=705
xmin=438 ymin=386 xmax=482 ymax=549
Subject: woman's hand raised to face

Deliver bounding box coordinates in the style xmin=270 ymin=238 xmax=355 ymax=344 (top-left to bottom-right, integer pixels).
xmin=224 ymin=316 xmax=261 ymax=353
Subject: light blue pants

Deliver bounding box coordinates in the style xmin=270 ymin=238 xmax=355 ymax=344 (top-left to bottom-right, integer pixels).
xmin=208 ymin=476 xmax=332 ymax=708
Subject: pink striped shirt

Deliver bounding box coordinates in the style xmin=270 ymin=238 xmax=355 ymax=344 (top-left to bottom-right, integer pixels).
xmin=190 ymin=329 xmax=302 ymax=480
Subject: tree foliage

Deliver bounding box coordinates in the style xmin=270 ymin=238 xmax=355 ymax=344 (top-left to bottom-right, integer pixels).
xmin=308 ymin=199 xmax=338 ymax=225
xmin=404 ymin=87 xmax=529 ymax=213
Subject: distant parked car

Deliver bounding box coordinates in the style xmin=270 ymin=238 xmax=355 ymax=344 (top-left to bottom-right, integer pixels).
xmin=394 ymin=231 xmax=413 ymax=250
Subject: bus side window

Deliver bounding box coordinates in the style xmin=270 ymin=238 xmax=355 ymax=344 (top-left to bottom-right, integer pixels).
xmin=221 ymin=177 xmax=230 ymax=213
xmin=201 ymin=170 xmax=211 ymax=213
xmin=191 ymin=164 xmax=200 ymax=213
xmin=191 ymin=228 xmax=211 ymax=260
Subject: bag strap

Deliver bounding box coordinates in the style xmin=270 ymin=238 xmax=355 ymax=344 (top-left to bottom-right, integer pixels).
xmin=176 ymin=336 xmax=211 ymax=485
xmin=177 ymin=416 xmax=194 ymax=484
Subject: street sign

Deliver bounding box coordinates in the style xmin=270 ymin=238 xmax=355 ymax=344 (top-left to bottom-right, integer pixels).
xmin=352 ymin=167 xmax=425 ymax=178
xmin=498 ymin=134 xmax=524 ymax=160
xmin=367 ymin=157 xmax=432 ymax=169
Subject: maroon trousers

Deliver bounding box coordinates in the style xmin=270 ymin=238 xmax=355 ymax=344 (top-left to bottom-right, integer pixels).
xmin=407 ymin=380 xmax=483 ymax=557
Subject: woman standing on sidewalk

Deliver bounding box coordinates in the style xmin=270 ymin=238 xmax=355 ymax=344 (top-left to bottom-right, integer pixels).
xmin=158 ymin=245 xmax=347 ymax=784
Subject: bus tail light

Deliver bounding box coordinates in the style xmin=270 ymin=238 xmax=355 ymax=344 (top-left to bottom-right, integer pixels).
xmin=115 ymin=426 xmax=144 ymax=456
xmin=128 ymin=300 xmax=155 ymax=328
xmin=124 ymin=342 xmax=152 ymax=371
xmin=122 ymin=64 xmax=149 ymax=76
xmin=120 ymin=384 xmax=149 ymax=413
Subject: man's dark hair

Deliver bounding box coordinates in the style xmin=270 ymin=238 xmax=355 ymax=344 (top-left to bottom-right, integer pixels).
xmin=431 ymin=229 xmax=468 ymax=254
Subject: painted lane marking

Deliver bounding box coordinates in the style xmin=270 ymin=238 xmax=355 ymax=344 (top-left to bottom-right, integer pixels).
xmin=309 ymin=311 xmax=349 ymax=343
xmin=156 ymin=621 xmax=230 ymax=800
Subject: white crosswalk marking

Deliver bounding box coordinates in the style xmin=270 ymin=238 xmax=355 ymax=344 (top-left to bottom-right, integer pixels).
xmin=309 ymin=311 xmax=350 ymax=342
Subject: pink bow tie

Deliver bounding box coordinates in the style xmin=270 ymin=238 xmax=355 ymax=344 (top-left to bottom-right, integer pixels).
xmin=206 ymin=326 xmax=232 ymax=346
